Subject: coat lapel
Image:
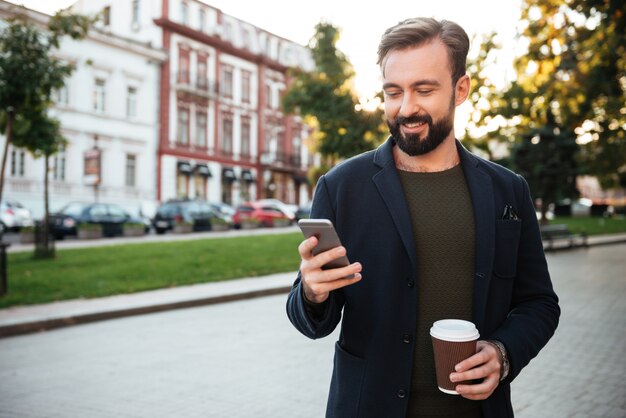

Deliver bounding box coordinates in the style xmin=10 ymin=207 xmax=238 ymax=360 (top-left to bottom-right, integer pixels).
xmin=372 ymin=138 xmax=417 ymax=274
xmin=457 ymin=141 xmax=495 ymax=331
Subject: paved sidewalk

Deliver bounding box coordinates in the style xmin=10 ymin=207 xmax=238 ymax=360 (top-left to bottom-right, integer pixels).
xmin=1 ymin=232 xmax=625 ymax=338
xmin=0 ymin=272 xmax=296 ymax=338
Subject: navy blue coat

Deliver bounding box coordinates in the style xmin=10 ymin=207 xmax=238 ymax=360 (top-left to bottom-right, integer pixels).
xmin=286 ymin=138 xmax=560 ymax=418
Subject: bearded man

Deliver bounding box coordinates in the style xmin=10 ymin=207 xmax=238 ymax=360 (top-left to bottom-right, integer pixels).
xmin=287 ymin=17 xmax=560 ymax=418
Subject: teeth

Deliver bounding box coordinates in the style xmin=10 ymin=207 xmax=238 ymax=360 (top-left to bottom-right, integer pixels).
xmin=404 ymin=122 xmax=424 ymax=128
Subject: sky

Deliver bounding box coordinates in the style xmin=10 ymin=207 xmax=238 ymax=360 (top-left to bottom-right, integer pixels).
xmin=7 ymin=0 xmax=523 ymax=98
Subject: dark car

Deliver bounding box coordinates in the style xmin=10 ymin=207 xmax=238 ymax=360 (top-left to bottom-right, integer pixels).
xmin=152 ymin=200 xmax=230 ymax=234
xmin=295 ymin=201 xmax=312 ymax=221
xmin=48 ymin=202 xmax=148 ymax=239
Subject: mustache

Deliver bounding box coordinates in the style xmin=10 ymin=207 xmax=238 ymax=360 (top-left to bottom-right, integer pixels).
xmin=393 ymin=113 xmax=432 ymax=126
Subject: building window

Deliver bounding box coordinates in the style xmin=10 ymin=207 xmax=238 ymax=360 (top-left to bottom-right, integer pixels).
xmin=93 ymin=78 xmax=106 ymax=113
xmin=53 ymin=85 xmax=69 ymax=106
xmin=178 ymin=47 xmax=189 ymax=83
xmin=221 ymin=66 xmax=233 ymax=98
xmin=197 ymin=58 xmax=207 ymax=89
xmin=265 ymin=84 xmax=272 ymax=108
xmin=177 ymin=108 xmax=189 ymax=144
xmin=180 ymin=1 xmax=188 ymax=25
xmin=199 ymin=8 xmax=206 ymax=32
xmin=127 ymin=86 xmax=137 ymax=118
xmin=10 ymin=148 xmax=25 ymax=177
xmin=102 ymin=6 xmax=111 ymax=26
xmin=125 ymin=154 xmax=136 ymax=187
xmin=53 ymin=147 xmax=66 ymax=181
xmin=241 ymin=70 xmax=251 ymax=103
xmin=241 ymin=118 xmax=251 ymax=157
xmin=194 ymin=175 xmax=206 ymax=199
xmin=131 ymin=0 xmax=140 ymax=27
xmin=196 ymin=112 xmax=207 ymax=147
xmin=222 ymin=115 xmax=233 ymax=154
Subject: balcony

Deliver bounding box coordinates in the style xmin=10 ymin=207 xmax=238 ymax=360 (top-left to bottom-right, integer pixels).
xmin=175 ymin=73 xmax=217 ymax=99
xmin=259 ymin=151 xmax=302 ymax=170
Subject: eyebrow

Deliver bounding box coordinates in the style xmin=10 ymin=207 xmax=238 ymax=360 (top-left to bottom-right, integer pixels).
xmin=382 ymin=79 xmax=442 ymax=90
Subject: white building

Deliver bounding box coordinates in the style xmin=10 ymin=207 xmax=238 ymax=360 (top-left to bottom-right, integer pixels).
xmin=0 ymin=1 xmax=166 ymax=219
xmin=71 ymin=0 xmax=317 ymax=207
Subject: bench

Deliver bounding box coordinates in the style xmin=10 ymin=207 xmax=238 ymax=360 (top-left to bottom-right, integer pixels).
xmin=540 ymin=224 xmax=588 ymax=251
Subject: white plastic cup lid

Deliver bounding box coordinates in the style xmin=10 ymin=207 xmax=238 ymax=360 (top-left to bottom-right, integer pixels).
xmin=430 ymin=319 xmax=480 ymax=342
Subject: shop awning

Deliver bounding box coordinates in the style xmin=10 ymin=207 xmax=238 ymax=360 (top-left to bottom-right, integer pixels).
xmin=241 ymin=170 xmax=255 ymax=183
xmin=222 ymin=167 xmax=237 ymax=182
xmin=177 ymin=161 xmax=192 ymax=174
xmin=195 ymin=164 xmax=212 ymax=177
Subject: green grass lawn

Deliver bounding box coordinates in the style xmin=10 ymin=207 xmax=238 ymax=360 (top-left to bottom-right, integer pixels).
xmin=549 ymin=216 xmax=626 ymax=235
xmin=1 ymin=232 xmax=303 ymax=309
xmin=2 ymin=216 xmax=625 ymax=309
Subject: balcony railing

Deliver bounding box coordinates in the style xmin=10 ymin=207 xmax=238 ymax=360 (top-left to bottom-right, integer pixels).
xmin=175 ymin=73 xmax=217 ymax=98
xmin=259 ymin=151 xmax=302 ymax=169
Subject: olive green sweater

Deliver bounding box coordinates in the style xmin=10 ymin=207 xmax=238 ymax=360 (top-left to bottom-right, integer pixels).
xmin=398 ymin=165 xmax=482 ymax=418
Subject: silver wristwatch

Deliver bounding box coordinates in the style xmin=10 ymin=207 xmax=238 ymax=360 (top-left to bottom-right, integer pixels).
xmin=489 ymin=340 xmax=510 ymax=381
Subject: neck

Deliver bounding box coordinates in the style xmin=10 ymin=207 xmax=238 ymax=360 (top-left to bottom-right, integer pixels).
xmin=393 ymin=136 xmax=460 ymax=172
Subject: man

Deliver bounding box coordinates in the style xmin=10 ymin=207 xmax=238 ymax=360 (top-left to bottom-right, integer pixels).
xmin=286 ymin=17 xmax=560 ymax=418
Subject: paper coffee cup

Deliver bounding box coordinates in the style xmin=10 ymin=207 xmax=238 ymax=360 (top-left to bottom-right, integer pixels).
xmin=430 ymin=319 xmax=480 ymax=395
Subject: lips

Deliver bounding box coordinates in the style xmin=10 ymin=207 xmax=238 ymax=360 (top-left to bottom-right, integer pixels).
xmin=403 ymin=121 xmax=426 ymax=129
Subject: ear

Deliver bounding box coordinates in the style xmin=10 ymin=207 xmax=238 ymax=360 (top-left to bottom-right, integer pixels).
xmin=454 ymin=74 xmax=470 ymax=106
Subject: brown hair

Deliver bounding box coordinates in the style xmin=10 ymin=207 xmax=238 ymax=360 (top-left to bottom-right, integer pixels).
xmin=377 ymin=17 xmax=470 ymax=83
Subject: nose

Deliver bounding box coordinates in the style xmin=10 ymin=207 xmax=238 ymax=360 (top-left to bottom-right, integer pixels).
xmin=399 ymin=91 xmax=419 ymax=118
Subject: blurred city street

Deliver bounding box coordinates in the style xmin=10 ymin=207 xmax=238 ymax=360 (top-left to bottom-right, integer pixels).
xmin=0 ymin=243 xmax=625 ymax=418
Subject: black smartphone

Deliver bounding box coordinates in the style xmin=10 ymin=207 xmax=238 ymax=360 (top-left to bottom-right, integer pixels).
xmin=298 ymin=218 xmax=351 ymax=270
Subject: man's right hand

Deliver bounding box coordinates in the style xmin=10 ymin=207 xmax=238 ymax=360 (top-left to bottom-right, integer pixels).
xmin=298 ymin=236 xmax=362 ymax=304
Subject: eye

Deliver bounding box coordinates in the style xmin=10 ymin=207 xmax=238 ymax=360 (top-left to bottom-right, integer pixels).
xmin=417 ymin=89 xmax=433 ymax=95
xmin=384 ymin=90 xmax=401 ymax=98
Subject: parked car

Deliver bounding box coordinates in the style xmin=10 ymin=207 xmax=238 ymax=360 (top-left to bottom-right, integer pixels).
xmin=0 ymin=199 xmax=35 ymax=232
xmin=295 ymin=201 xmax=312 ymax=221
xmin=152 ymin=200 xmax=231 ymax=234
xmin=255 ymin=198 xmax=298 ymax=222
xmin=209 ymin=201 xmax=236 ymax=224
xmin=233 ymin=201 xmax=291 ymax=228
xmin=48 ymin=202 xmax=148 ymax=239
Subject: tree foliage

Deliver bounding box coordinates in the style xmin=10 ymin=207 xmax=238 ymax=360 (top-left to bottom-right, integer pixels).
xmin=282 ymin=22 xmax=386 ymax=171
xmin=467 ymin=0 xmax=625 ymax=195
xmin=0 ymin=7 xmax=91 ymax=258
xmin=0 ymin=9 xmax=91 ymax=199
xmin=516 ymin=0 xmax=626 ymax=189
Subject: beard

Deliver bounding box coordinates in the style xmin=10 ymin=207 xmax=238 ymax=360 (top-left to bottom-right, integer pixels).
xmin=387 ymin=98 xmax=455 ymax=156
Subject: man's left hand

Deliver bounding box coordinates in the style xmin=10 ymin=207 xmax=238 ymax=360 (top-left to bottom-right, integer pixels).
xmin=449 ymin=340 xmax=502 ymax=400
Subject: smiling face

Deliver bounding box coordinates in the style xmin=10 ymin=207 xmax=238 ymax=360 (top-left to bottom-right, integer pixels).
xmin=382 ymin=39 xmax=469 ymax=156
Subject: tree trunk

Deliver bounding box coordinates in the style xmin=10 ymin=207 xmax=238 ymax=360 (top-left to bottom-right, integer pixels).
xmin=36 ymin=154 xmax=55 ymax=258
xmin=0 ymin=110 xmax=14 ymax=207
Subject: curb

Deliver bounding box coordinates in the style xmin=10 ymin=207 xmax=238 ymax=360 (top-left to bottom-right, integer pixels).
xmin=0 ymin=285 xmax=292 ymax=338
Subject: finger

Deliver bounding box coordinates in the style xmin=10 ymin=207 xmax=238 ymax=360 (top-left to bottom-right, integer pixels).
xmin=456 ymin=374 xmax=499 ymax=400
xmin=298 ymin=236 xmax=318 ymax=259
xmin=454 ymin=349 xmax=490 ymax=373
xmin=313 ymin=272 xmax=362 ymax=293
xmin=306 ymin=246 xmax=348 ymax=272
xmin=307 ymin=262 xmax=362 ymax=285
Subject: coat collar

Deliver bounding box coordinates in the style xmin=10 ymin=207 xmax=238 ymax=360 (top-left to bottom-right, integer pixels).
xmin=372 ymin=137 xmax=495 ymax=329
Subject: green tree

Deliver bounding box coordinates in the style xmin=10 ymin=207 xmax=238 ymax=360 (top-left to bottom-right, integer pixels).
xmin=0 ymin=9 xmax=91 ymax=203
xmin=11 ymin=109 xmax=67 ymax=257
xmin=515 ymin=0 xmax=626 ymax=189
xmin=282 ymin=22 xmax=386 ymax=175
xmin=512 ymin=116 xmax=579 ymax=223
xmin=0 ymin=8 xmax=91 ymax=264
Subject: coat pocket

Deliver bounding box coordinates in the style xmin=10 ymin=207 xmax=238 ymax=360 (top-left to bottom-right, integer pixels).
xmin=327 ymin=342 xmax=367 ymax=418
xmin=493 ymin=220 xmax=522 ymax=278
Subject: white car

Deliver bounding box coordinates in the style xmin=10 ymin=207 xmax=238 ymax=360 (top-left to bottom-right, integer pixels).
xmin=0 ymin=200 xmax=35 ymax=232
xmin=255 ymin=198 xmax=298 ymax=221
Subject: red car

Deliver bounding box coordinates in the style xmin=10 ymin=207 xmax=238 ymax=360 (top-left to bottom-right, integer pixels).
xmin=233 ymin=201 xmax=291 ymax=228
